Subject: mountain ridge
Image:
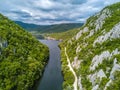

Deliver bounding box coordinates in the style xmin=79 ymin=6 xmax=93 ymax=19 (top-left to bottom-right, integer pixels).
xmin=60 ymin=2 xmax=120 ymax=90
xmin=15 ymin=21 xmax=83 ymax=33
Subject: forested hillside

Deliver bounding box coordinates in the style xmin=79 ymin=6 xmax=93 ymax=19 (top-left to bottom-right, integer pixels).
xmin=60 ymin=2 xmax=120 ymax=90
xmin=0 ymin=13 xmax=49 ymax=90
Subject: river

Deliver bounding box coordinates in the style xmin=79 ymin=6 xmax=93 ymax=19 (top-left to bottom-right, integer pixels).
xmin=36 ymin=40 xmax=63 ymax=90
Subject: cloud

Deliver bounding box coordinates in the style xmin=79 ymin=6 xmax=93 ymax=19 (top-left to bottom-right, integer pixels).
xmin=0 ymin=0 xmax=119 ymax=25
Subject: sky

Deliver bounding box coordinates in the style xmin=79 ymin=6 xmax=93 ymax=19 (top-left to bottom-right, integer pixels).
xmin=0 ymin=0 xmax=120 ymax=25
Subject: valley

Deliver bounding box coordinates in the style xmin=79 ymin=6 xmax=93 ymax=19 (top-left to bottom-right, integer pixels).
xmin=0 ymin=1 xmax=120 ymax=90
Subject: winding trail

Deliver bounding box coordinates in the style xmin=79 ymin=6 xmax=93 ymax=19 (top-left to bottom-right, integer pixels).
xmin=65 ymin=47 xmax=78 ymax=90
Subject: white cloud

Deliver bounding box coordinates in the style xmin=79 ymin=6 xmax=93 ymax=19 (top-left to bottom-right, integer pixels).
xmin=0 ymin=0 xmax=119 ymax=25
xmin=33 ymin=0 xmax=54 ymax=9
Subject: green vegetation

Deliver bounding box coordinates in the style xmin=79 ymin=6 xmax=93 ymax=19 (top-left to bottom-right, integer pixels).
xmin=0 ymin=13 xmax=49 ymax=90
xmin=106 ymin=71 xmax=120 ymax=90
xmin=102 ymin=3 xmax=120 ymax=32
xmin=59 ymin=45 xmax=74 ymax=90
xmin=60 ymin=2 xmax=120 ymax=90
xmin=45 ymin=28 xmax=80 ymax=40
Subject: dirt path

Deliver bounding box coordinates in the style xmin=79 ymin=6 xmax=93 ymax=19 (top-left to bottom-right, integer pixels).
xmin=65 ymin=47 xmax=78 ymax=90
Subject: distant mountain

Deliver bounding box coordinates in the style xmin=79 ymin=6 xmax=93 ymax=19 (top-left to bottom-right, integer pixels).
xmin=15 ymin=21 xmax=40 ymax=29
xmin=60 ymin=2 xmax=120 ymax=90
xmin=15 ymin=21 xmax=83 ymax=33
xmin=35 ymin=23 xmax=84 ymax=33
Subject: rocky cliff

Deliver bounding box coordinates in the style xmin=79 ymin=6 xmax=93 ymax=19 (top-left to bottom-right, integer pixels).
xmin=60 ymin=2 xmax=120 ymax=90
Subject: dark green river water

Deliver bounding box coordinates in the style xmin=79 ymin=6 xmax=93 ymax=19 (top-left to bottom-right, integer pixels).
xmin=36 ymin=40 xmax=63 ymax=90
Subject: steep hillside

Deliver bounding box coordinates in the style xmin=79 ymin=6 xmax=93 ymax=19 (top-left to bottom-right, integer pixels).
xmin=0 ymin=14 xmax=49 ymax=90
xmin=60 ymin=2 xmax=120 ymax=90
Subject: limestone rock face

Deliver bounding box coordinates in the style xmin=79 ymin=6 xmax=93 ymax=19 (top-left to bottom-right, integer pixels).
xmin=61 ymin=2 xmax=120 ymax=90
xmin=94 ymin=8 xmax=111 ymax=31
xmin=94 ymin=22 xmax=120 ymax=46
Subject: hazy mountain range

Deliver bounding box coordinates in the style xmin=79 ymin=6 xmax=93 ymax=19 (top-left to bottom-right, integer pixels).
xmin=15 ymin=21 xmax=83 ymax=33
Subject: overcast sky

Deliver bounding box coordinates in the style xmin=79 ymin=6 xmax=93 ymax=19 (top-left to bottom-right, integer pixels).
xmin=0 ymin=0 xmax=119 ymax=25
